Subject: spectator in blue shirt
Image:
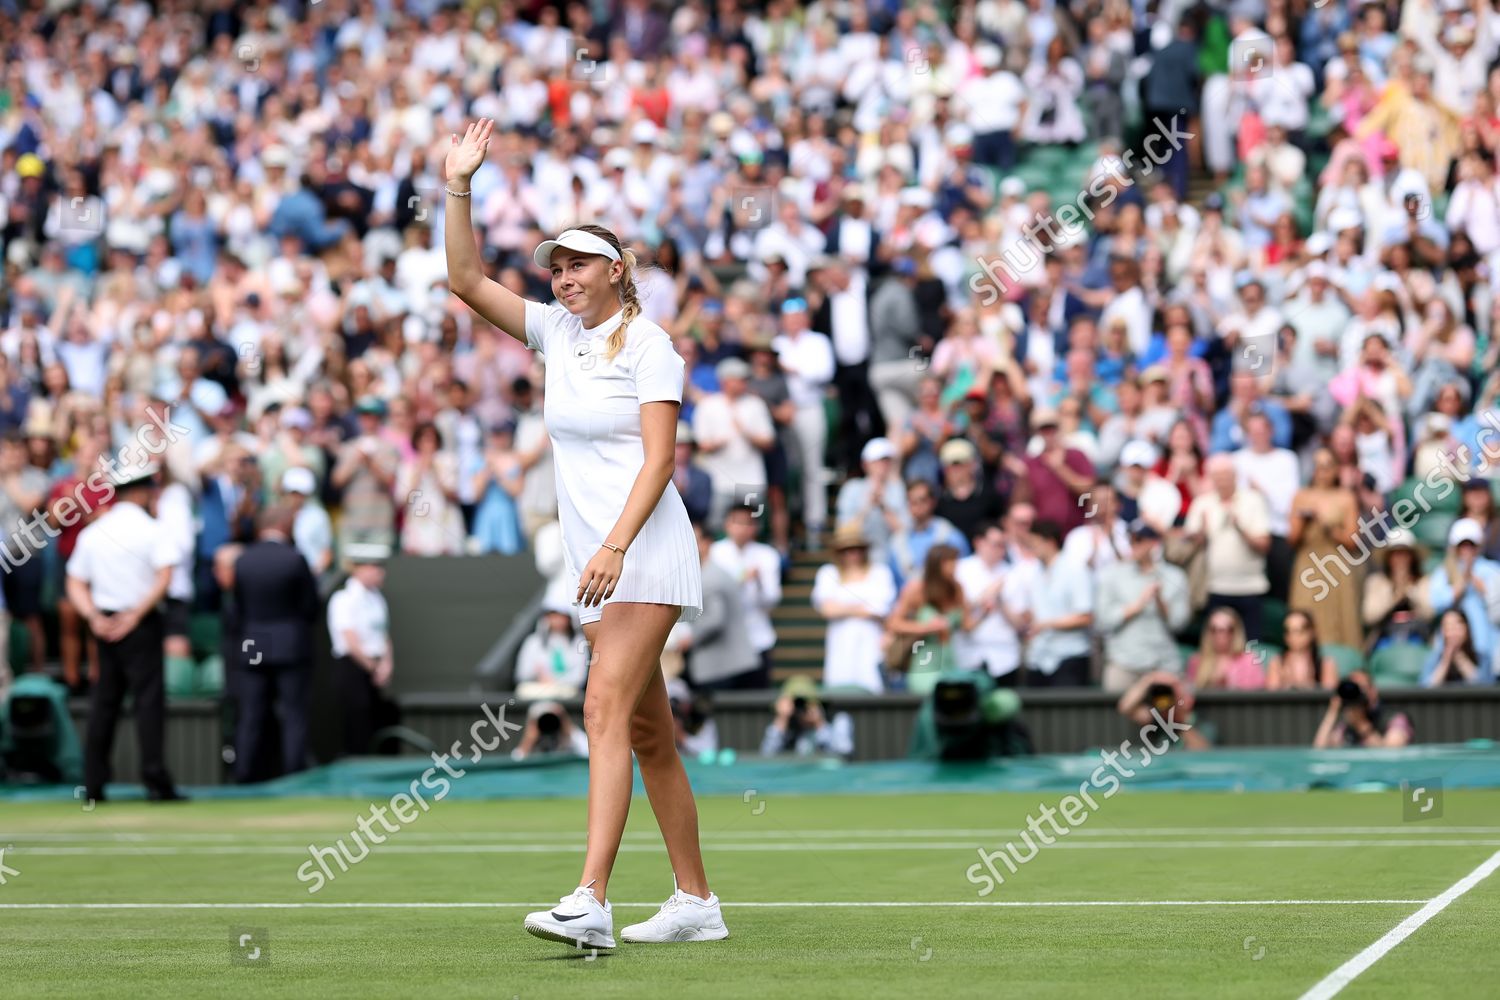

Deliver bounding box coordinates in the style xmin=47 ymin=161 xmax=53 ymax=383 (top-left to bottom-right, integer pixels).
xmin=1425 ymin=518 xmax=1500 ymax=673
xmin=1210 ymin=378 xmax=1293 ymax=453
xmin=889 ymin=478 xmax=969 ymax=589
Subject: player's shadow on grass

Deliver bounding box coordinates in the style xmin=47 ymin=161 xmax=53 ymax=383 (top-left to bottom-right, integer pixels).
xmin=537 ymin=950 xmax=613 ymax=962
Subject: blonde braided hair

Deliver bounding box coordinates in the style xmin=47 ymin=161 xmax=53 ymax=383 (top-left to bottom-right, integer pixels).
xmin=573 ymin=224 xmax=639 ymax=363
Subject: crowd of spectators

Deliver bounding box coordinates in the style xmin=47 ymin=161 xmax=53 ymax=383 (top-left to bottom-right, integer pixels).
xmin=2 ymin=0 xmax=1500 ymax=722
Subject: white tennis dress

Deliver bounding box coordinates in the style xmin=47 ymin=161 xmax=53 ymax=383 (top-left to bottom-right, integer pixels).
xmin=524 ymin=300 xmax=703 ymax=624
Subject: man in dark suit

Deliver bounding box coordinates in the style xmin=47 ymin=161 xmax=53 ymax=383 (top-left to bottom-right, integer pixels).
xmin=231 ymin=503 xmax=320 ymax=782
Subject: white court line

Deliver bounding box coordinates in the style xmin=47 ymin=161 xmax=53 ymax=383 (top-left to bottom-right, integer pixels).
xmin=0 ymin=899 xmax=1430 ymax=910
xmin=5 ymin=826 xmax=1499 ymax=842
xmin=12 ymin=840 xmax=1500 ymax=855
xmin=1297 ymin=849 xmax=1500 ymax=1000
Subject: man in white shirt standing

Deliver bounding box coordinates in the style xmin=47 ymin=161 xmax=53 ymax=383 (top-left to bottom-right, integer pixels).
xmin=957 ymin=45 xmax=1026 ymax=170
xmin=1021 ymin=519 xmax=1093 ymax=686
xmin=66 ymin=461 xmax=182 ymax=803
xmin=955 ymin=521 xmax=1033 ymax=686
xmin=708 ymin=505 xmax=783 ymax=688
xmin=1060 ymin=480 xmax=1131 ymax=580
xmin=692 ymin=358 xmax=775 ymax=529
xmin=327 ymin=543 xmax=394 ymax=757
xmin=811 ymin=257 xmax=883 ymax=478
xmin=1185 ymin=455 xmax=1272 ymax=642
xmin=1231 ymin=412 xmax=1299 ymax=600
xmin=772 ymin=297 xmax=836 ymax=549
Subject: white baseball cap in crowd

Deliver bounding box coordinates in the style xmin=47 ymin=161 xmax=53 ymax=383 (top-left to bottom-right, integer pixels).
xmin=108 ymin=456 xmax=161 ymax=490
xmin=1328 ymin=206 xmax=1363 ymax=233
xmin=532 ymin=229 xmax=622 ymax=269
xmin=280 ymin=405 xmax=312 ymax=430
xmin=860 ymin=437 xmax=897 ymax=463
xmin=1120 ymin=440 xmax=1160 ymax=469
xmin=1449 ymin=517 xmax=1485 ymax=548
xmin=1304 ymin=231 xmax=1335 ymax=256
xmin=281 ymin=467 xmax=317 ymax=495
xmin=715 ymin=357 xmax=751 ymax=381
xmin=345 ymin=541 xmax=391 ymax=564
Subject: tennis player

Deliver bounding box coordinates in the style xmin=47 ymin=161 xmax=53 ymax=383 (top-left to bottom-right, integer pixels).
xmin=443 ymin=119 xmax=728 ymax=948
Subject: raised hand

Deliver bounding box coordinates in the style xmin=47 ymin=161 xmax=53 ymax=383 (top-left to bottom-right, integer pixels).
xmin=446 ymin=119 xmax=494 ymax=185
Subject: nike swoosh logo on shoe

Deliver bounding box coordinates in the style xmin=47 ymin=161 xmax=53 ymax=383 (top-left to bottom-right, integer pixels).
xmin=551 ymin=911 xmax=588 ymax=922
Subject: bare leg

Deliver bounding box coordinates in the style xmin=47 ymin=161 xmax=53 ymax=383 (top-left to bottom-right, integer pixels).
xmin=25 ymin=614 xmax=44 ymax=671
xmin=628 ymin=665 xmax=710 ymax=898
xmin=769 ymin=485 xmax=790 ymax=555
xmin=59 ymin=598 xmax=82 ymax=687
xmin=577 ymin=602 xmax=682 ymax=904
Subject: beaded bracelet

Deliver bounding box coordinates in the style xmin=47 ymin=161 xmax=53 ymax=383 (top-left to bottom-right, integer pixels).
xmin=444 ymin=186 xmax=471 ymax=197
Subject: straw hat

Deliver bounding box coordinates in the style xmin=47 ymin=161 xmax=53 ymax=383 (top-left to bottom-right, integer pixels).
xmin=829 ymin=522 xmax=870 ymax=551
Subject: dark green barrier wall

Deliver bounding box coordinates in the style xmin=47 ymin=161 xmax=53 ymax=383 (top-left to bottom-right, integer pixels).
xmin=381 ymin=554 xmax=545 ymax=694
xmin=76 ymin=687 xmax=1499 ymax=786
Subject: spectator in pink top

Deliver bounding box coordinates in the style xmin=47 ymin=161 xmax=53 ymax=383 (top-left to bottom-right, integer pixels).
xmin=1187 ymin=606 xmax=1267 ymax=691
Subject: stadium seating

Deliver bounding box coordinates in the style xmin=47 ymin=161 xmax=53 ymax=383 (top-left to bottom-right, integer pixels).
xmin=1367 ymin=644 xmax=1428 ymax=687
xmin=1321 ymin=643 xmax=1366 ymax=678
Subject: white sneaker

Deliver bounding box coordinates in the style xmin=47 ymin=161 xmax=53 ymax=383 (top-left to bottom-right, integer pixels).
xmin=620 ymin=879 xmax=730 ymax=943
xmin=524 ymin=883 xmax=616 ymax=950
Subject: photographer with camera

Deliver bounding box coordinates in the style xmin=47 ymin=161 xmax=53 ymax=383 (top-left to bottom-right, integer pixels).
xmin=667 ymin=678 xmax=719 ymax=757
xmin=1116 ymin=671 xmax=1212 ymax=751
xmin=1313 ymin=671 xmax=1413 ymax=749
xmin=759 ymin=677 xmax=854 ymax=758
xmin=510 ymin=700 xmax=590 ymax=760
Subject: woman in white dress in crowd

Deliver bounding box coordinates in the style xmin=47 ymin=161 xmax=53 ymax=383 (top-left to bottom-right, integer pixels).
xmin=812 ymin=522 xmax=898 ymax=693
xmin=443 ymin=119 xmax=726 ymax=951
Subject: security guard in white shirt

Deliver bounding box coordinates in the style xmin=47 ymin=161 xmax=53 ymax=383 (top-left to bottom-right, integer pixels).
xmin=327 ymin=542 xmax=395 ymax=755
xmin=65 ymin=460 xmax=184 ymax=803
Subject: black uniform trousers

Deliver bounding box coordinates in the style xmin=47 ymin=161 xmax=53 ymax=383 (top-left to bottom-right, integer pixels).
xmin=233 ymin=661 xmax=313 ymax=783
xmin=335 ymin=655 xmax=398 ymax=756
xmin=84 ymin=610 xmax=174 ymax=797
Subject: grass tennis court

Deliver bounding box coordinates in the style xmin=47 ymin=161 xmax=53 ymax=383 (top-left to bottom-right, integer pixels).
xmin=3 ymin=790 xmax=1499 ymax=999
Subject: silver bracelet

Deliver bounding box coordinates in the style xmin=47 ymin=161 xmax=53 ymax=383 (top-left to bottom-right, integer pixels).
xmin=444 ymin=186 xmax=471 ymax=198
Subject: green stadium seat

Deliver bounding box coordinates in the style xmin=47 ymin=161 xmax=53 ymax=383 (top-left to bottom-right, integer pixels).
xmin=1411 ymin=512 xmax=1457 ymax=552
xmin=188 ymin=613 xmax=222 ymax=662
xmin=1261 ymin=597 xmax=1288 ymax=648
xmin=1321 ymin=643 xmax=1366 ymax=677
xmin=165 ymin=658 xmax=197 ymax=699
xmin=1390 ymin=475 xmax=1461 ymax=516
xmin=8 ymin=618 xmax=28 ymax=675
xmin=196 ymin=655 xmax=226 ymax=697
xmin=1368 ymin=644 xmax=1428 ymax=686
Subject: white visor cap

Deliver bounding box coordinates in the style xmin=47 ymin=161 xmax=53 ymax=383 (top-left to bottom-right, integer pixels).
xmin=532 ymin=229 xmax=622 ymax=269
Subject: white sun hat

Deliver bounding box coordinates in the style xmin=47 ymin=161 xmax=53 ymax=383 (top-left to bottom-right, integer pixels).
xmin=532 ymin=229 xmax=622 ymax=269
